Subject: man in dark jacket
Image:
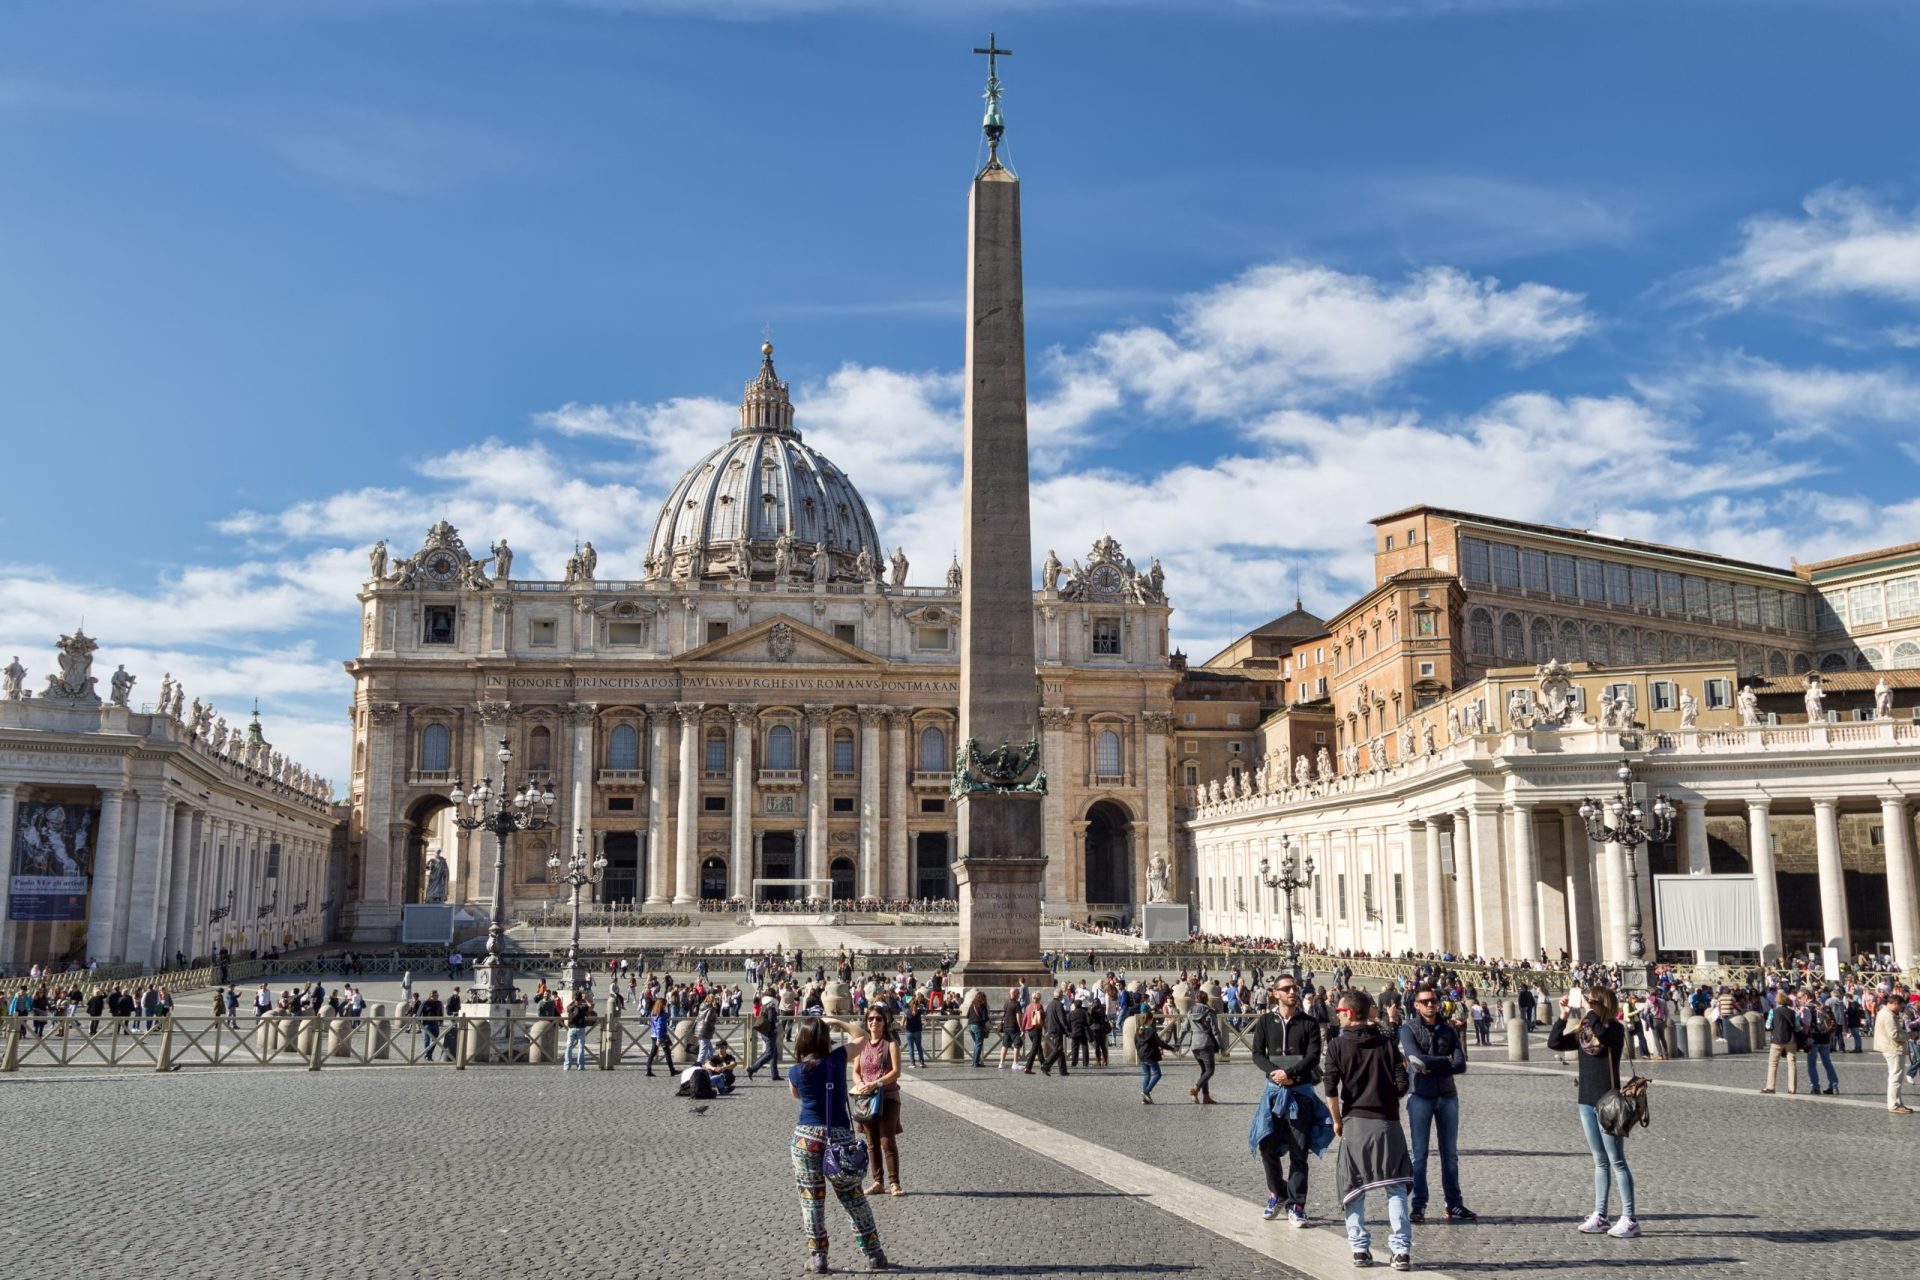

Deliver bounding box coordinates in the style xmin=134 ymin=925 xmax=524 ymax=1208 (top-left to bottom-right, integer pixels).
xmin=1067 ymin=995 xmax=1091 ymax=1068
xmin=1248 ymin=974 xmax=1323 ymax=1227
xmin=1325 ymin=989 xmax=1414 ymax=1271
xmin=997 ymin=988 xmax=1023 ymax=1069
xmin=1039 ymin=985 xmax=1071 ymax=1077
xmin=1399 ymin=984 xmax=1476 ymax=1223
xmin=747 ymin=990 xmax=781 ymax=1081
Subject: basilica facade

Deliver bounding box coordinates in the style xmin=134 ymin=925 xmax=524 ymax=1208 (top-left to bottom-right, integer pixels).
xmin=340 ymin=345 xmax=1178 ymax=942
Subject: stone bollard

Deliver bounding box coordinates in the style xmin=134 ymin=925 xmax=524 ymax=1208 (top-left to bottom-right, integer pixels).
xmin=1120 ymin=1014 xmax=1140 ymax=1065
xmin=1661 ymin=1003 xmax=1680 ymax=1058
xmin=1172 ymin=982 xmax=1194 ymax=1016
xmin=295 ymin=1015 xmax=319 ymax=1060
xmin=2 ymin=1016 xmax=21 ymax=1073
xmin=308 ymin=1018 xmax=327 ymax=1071
xmin=941 ymin=1017 xmax=965 ymax=1063
xmin=824 ymin=980 xmax=852 ymax=1016
xmin=155 ymin=1016 xmax=176 ymax=1073
xmin=1684 ymin=1014 xmax=1714 ymax=1059
xmin=1743 ymin=1010 xmax=1764 ymax=1056
xmin=528 ymin=1017 xmax=558 ymax=1064
xmin=1722 ymin=1013 xmax=1750 ymax=1055
xmin=673 ymin=1017 xmax=696 ymax=1055
xmin=1505 ymin=999 xmax=1529 ymax=1061
xmin=369 ymin=1003 xmax=391 ymax=1061
xmin=601 ymin=1009 xmax=619 ymax=1071
xmin=329 ymin=1015 xmax=356 ymax=1059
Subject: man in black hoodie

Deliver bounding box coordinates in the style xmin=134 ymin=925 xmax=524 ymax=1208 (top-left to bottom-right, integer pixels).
xmin=1248 ymin=974 xmax=1322 ymax=1227
xmin=1039 ymin=986 xmax=1071 ymax=1077
xmin=1324 ymin=989 xmax=1414 ymax=1272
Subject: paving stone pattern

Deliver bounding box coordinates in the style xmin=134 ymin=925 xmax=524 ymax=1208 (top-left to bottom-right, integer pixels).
xmin=8 ymin=1064 xmax=1309 ymax=1280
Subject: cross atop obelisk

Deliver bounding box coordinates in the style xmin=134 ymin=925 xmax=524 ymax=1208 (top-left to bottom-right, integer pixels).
xmin=972 ymin=33 xmax=1012 ymax=169
xmin=951 ymin=33 xmax=1047 ymax=989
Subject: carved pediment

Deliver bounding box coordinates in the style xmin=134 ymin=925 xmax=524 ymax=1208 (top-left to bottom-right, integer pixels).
xmin=680 ymin=614 xmax=883 ymax=667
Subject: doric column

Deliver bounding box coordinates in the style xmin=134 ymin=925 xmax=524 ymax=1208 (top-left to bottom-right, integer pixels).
xmin=1812 ymin=798 xmax=1850 ymax=955
xmin=1879 ymin=796 xmax=1918 ymax=972
xmin=730 ymin=704 xmax=756 ymax=896
xmin=1142 ymin=711 xmax=1173 ymax=908
xmin=645 ymin=707 xmax=671 ymax=904
xmin=0 ymin=784 xmax=18 ymax=962
xmin=357 ymin=703 xmax=401 ymax=937
xmin=858 ymin=705 xmax=886 ymax=900
xmin=1039 ymin=705 xmax=1073 ymax=910
xmin=1561 ymin=809 xmax=1597 ymax=965
xmin=1470 ymin=806 xmax=1508 ymax=959
xmin=886 ymin=710 xmax=909 ymax=900
xmin=163 ymin=802 xmax=194 ymax=963
xmin=1682 ymin=797 xmax=1710 ymax=875
xmin=85 ymin=789 xmax=129 ymax=962
xmin=1746 ymin=800 xmax=1782 ymax=964
xmin=1417 ymin=819 xmax=1444 ymax=953
xmin=1509 ymin=802 xmax=1540 ymax=963
xmin=115 ymin=789 xmax=168 ymax=964
xmin=805 ymin=705 xmax=830 ymax=886
xmin=672 ymin=703 xmax=702 ymax=906
xmin=1450 ymin=809 xmax=1477 ymax=957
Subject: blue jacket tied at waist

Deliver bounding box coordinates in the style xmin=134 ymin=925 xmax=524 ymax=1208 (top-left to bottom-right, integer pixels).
xmin=1248 ymin=1082 xmax=1334 ymax=1159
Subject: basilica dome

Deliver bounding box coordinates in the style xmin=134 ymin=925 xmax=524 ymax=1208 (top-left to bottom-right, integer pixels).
xmin=643 ymin=343 xmax=886 ymax=584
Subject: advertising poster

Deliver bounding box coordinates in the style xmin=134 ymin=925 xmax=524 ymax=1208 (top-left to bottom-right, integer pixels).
xmin=9 ymin=801 xmax=97 ymax=922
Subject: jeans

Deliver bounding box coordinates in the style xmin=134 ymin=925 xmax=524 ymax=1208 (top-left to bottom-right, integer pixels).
xmin=1807 ymin=1042 xmax=1838 ymax=1090
xmin=750 ymin=1030 xmax=781 ymax=1078
xmin=968 ymin=1024 xmax=985 ymax=1066
xmin=906 ymin=1031 xmax=927 ymax=1066
xmin=1405 ymin=1092 xmax=1462 ymax=1214
xmin=1577 ymin=1103 xmax=1636 ymax=1219
xmin=1343 ymin=1184 xmax=1412 ymax=1257
xmin=1139 ymin=1060 xmax=1162 ymax=1096
xmin=565 ymin=1026 xmax=590 ymax=1069
xmin=1191 ymin=1049 xmax=1215 ymax=1098
xmin=1258 ymin=1109 xmax=1313 ymax=1207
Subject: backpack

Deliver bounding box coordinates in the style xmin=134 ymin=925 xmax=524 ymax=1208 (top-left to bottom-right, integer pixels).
xmin=676 ymin=1067 xmax=716 ymax=1100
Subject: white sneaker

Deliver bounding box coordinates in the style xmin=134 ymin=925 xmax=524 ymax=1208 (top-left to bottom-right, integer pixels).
xmin=1577 ymin=1214 xmax=1610 ymax=1234
xmin=1607 ymin=1217 xmax=1640 ymax=1239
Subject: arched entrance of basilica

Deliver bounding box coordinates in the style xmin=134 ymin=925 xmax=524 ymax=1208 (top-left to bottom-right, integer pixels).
xmin=761 ymin=833 xmax=798 ymax=901
xmin=1084 ymin=800 xmax=1135 ymax=909
xmin=830 ymin=857 xmax=856 ymax=903
xmin=603 ymin=832 xmax=639 ymax=905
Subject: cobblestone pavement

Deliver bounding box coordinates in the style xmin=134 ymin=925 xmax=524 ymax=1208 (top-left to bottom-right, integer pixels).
xmin=919 ymin=1030 xmax=1920 ymax=1278
xmin=12 ymin=1024 xmax=1916 ymax=1280
xmin=7 ymin=1064 xmax=1312 ymax=1280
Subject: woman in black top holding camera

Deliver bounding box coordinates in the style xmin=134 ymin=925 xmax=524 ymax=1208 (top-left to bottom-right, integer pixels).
xmin=1546 ymin=986 xmax=1639 ymax=1239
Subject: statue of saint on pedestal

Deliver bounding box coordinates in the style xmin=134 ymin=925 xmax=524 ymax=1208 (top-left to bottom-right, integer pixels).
xmin=110 ymin=665 xmax=135 ymax=707
xmin=491 ymin=539 xmax=513 ymax=580
xmin=2 ymin=656 xmax=23 ymax=700
xmin=1736 ymin=684 xmax=1761 ymax=727
xmin=424 ymin=852 xmax=450 ymax=904
xmin=1679 ymin=687 xmax=1700 ymax=727
xmin=1146 ymin=850 xmax=1171 ymax=903
xmin=889 ymin=546 xmax=909 ymax=588
xmin=1041 ymin=549 xmax=1062 ymax=593
xmin=1804 ymin=677 xmax=1825 ymax=724
xmin=1875 ymin=677 xmax=1893 ymax=721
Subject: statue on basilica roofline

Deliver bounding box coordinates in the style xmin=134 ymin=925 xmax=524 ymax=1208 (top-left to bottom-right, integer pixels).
xmin=773 ymin=531 xmax=796 ymax=585
xmin=1804 ymin=674 xmax=1826 ymax=724
xmin=1420 ymin=719 xmax=1436 ymax=755
xmin=1876 ymin=676 xmax=1894 ymax=720
xmin=1041 ymin=549 xmax=1062 ymax=593
xmin=1446 ymin=703 xmax=1462 ymax=742
xmin=1399 ymin=722 xmax=1415 ymax=760
xmin=1315 ymin=747 xmax=1334 ymax=784
xmin=42 ymin=629 xmax=101 ymax=705
xmin=856 ymin=547 xmax=878 ymax=584
xmin=811 ymin=543 xmax=834 ymax=585
xmin=1736 ymin=683 xmax=1761 ymax=727
xmin=491 ymin=539 xmax=513 ymax=581
xmin=3 ymin=656 xmax=24 ymax=700
xmin=109 ymin=665 xmax=134 ymax=708
xmin=368 ymin=540 xmax=388 ymax=582
xmin=1294 ymin=754 xmax=1313 ymax=789
xmin=889 ymin=547 xmax=909 ymax=588
xmin=1679 ymin=687 xmax=1700 ymax=728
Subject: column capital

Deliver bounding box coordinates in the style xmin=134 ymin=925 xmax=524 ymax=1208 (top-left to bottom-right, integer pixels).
xmin=804 ymin=703 xmax=833 ymax=725
xmin=1039 ymin=705 xmax=1075 ymax=729
xmin=856 ymin=703 xmax=889 ymax=726
xmin=673 ymin=701 xmax=706 ymax=725
xmin=728 ymin=702 xmax=758 ymax=725
xmin=1140 ymin=711 xmax=1174 ymax=733
xmin=1812 ymin=796 xmax=1841 ymax=813
xmin=1879 ymin=794 xmax=1908 ymax=811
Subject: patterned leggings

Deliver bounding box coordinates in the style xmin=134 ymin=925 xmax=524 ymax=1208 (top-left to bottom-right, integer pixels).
xmin=791 ymin=1126 xmax=881 ymax=1258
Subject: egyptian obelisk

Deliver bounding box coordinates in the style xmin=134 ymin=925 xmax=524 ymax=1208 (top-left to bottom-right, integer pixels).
xmin=950 ymin=35 xmax=1049 ymax=989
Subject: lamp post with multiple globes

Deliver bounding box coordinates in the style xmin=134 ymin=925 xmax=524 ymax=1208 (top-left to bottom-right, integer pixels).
xmin=448 ymin=737 xmax=555 ymax=1008
xmin=1258 ymin=836 xmax=1316 ymax=978
xmin=549 ymin=829 xmax=608 ymax=995
xmin=1578 ymin=759 xmax=1676 ymax=996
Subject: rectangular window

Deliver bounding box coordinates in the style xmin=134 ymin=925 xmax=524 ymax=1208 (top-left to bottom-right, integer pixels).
xmin=1460 ymin=536 xmax=1490 ymax=584
xmin=1632 ymin=567 xmax=1658 ymax=609
xmin=422 ymin=605 xmax=457 ymax=645
xmin=705 ymin=621 xmax=730 ymax=643
xmin=1606 ymin=562 xmax=1631 ymax=606
xmin=1709 ymin=579 xmax=1735 ymax=623
xmin=1550 ymin=553 xmax=1578 ymax=597
xmin=1229 ymin=741 xmax=1243 ymax=754
xmin=1314 ymin=731 xmax=1327 ymax=744
xmin=1490 ymin=542 xmax=1521 ymax=590
xmin=1659 ymin=571 xmax=1685 ymax=614
xmin=919 ymin=798 xmax=945 ymax=813
xmin=1184 ymin=764 xmax=1197 ymax=785
xmin=608 ymin=797 xmax=635 ymax=812
xmin=1363 ymin=873 xmax=1375 ymax=917
xmin=1852 ymin=583 xmax=1885 ymax=625
xmin=1184 ymin=740 xmax=1199 ymax=753
xmin=1579 ymin=557 xmax=1607 ymax=602
xmin=1393 ymin=873 xmax=1406 ymax=924
xmin=1815 ymin=590 xmax=1846 ymax=633
xmin=1092 ymin=617 xmax=1122 ymax=656
xmin=1760 ymin=588 xmax=1784 ymax=629
xmin=833 ymin=622 xmax=858 ymax=645
xmin=1226 ymin=712 xmax=1241 ymax=726
xmin=917 ymin=625 xmax=952 ymax=651
xmin=705 ymin=737 xmax=726 ymax=773
xmin=1605 ymin=683 xmax=1637 ymax=709
xmin=1385 ymin=534 xmax=1396 ymax=550
xmin=833 ymin=737 xmax=854 ymax=772
xmin=1887 ymin=577 xmax=1920 ymax=621
xmin=1337 ymin=874 xmax=1348 ymax=921
xmin=1522 ymin=548 xmax=1549 ymax=593
xmin=1735 ymin=583 xmax=1759 ymax=626
xmin=1651 ymin=680 xmax=1676 ymax=711
xmin=608 ymin=622 xmax=646 ymax=645
xmin=529 ymin=617 xmax=557 ymax=646
xmin=1418 ymin=661 xmax=1435 ymax=676
xmin=265 ymin=843 xmax=282 ymax=879
xmin=1182 ymin=712 xmax=1197 ymax=725
xmin=1704 ymin=678 xmax=1733 ymax=709
xmin=1785 ymin=592 xmax=1809 ymax=632
xmin=832 ymin=796 xmax=855 ymax=813
xmin=703 ymin=795 xmax=727 ymax=813
xmin=1684 ymin=574 xmax=1709 ymax=617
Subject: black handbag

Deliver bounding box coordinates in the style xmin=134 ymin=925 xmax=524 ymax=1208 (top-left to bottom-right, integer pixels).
xmin=850 ymin=1088 xmax=883 ymax=1123
xmin=1594 ymin=1026 xmax=1651 ymax=1138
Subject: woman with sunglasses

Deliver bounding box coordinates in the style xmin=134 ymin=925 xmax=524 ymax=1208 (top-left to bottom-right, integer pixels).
xmin=852 ymin=1004 xmax=906 ymax=1196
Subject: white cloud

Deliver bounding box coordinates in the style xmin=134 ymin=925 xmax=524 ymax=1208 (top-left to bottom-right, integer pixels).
xmin=1643 ymin=353 xmax=1920 ymax=439
xmin=1698 ymin=186 xmax=1920 ymax=309
xmin=1072 ymin=263 xmax=1590 ymax=419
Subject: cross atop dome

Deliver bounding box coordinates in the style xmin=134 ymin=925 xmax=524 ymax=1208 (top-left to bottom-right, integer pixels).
xmin=736 ymin=338 xmax=799 ymax=438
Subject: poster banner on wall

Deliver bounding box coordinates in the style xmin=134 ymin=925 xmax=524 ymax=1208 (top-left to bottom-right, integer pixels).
xmin=10 ymin=801 xmax=98 ymax=921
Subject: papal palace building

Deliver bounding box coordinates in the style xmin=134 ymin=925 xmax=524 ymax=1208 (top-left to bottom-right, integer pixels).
xmin=1184 ymin=506 xmax=1920 ymax=971
xmin=340 ymin=345 xmax=1178 ymax=941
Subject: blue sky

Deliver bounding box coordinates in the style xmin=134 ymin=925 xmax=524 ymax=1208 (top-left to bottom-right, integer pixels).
xmin=5 ymin=0 xmax=1920 ymax=786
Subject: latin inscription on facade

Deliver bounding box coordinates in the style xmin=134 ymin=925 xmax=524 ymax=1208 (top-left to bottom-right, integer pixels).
xmin=482 ymin=675 xmax=958 ymax=694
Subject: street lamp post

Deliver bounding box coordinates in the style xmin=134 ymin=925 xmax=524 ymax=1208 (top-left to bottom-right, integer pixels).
xmin=549 ymin=828 xmax=608 ymax=995
xmin=449 ymin=737 xmax=556 ymax=1008
xmin=1579 ymin=758 xmax=1676 ymax=996
xmin=1258 ymin=836 xmax=1316 ymax=979
xmin=208 ymin=888 xmax=235 ymax=927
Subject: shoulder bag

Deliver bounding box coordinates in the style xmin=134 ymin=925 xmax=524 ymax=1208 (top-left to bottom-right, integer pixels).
xmin=821 ymin=1075 xmax=870 ymax=1179
xmin=1594 ymin=1025 xmax=1651 ymax=1138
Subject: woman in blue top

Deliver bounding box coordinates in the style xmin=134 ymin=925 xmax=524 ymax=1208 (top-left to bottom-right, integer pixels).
xmin=787 ymin=1015 xmax=890 ymax=1274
